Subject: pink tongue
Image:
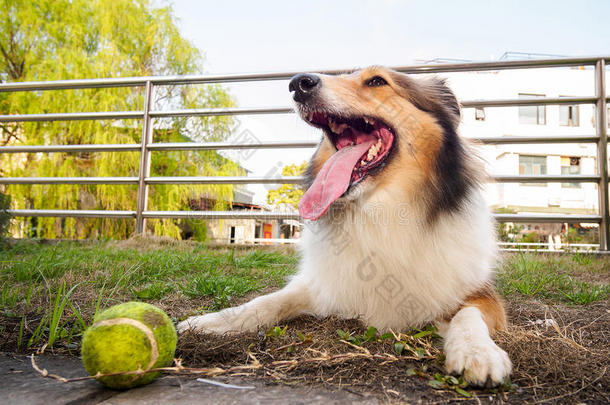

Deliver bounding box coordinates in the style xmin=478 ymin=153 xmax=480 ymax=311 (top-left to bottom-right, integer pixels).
xmin=299 ymin=140 xmax=375 ymax=220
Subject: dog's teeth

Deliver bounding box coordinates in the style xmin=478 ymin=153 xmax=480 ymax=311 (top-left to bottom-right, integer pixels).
xmin=364 ymin=118 xmax=375 ymax=126
xmin=329 ymin=121 xmax=340 ymax=134
xmin=365 ymin=142 xmax=382 ymax=162
xmin=328 ymin=120 xmax=348 ymax=134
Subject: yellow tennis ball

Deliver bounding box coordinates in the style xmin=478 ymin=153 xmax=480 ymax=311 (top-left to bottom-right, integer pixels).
xmin=81 ymin=302 xmax=177 ymax=389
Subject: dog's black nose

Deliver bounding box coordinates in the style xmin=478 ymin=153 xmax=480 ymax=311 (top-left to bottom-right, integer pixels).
xmin=289 ymin=74 xmax=321 ymax=103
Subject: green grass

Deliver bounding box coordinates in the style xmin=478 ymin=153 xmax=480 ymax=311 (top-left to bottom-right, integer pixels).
xmin=497 ymin=252 xmax=610 ymax=304
xmin=0 ymin=239 xmax=298 ymax=352
xmin=180 ymin=272 xmax=261 ymax=310
xmin=0 ymin=240 xmax=297 ymax=305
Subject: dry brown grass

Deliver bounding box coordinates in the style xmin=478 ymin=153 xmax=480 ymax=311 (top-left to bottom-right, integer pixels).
xmin=172 ymin=297 xmax=609 ymax=404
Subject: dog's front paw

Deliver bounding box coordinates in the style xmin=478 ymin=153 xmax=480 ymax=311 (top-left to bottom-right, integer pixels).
xmin=177 ymin=311 xmax=238 ymax=334
xmin=177 ymin=305 xmax=255 ymax=334
xmin=445 ymin=338 xmax=512 ymax=386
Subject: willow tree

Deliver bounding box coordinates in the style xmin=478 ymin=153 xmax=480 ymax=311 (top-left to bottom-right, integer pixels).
xmin=266 ymin=162 xmax=307 ymax=211
xmin=0 ymin=0 xmax=242 ymax=239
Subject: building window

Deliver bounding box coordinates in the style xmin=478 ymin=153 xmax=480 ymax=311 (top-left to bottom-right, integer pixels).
xmin=561 ymin=156 xmax=581 ymax=188
xmin=519 ymin=93 xmax=546 ymax=125
xmin=228 ymin=226 xmax=244 ymax=243
xmin=559 ymin=97 xmax=580 ymax=127
xmin=519 ymin=155 xmax=547 ymax=186
xmin=229 ymin=226 xmax=236 ymax=244
xmin=475 ymin=107 xmax=485 ymax=121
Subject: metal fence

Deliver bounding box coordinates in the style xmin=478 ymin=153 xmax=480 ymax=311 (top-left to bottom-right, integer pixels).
xmin=1 ymin=56 xmax=608 ymax=250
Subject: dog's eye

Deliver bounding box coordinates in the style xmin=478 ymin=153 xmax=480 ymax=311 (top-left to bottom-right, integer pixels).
xmin=365 ymin=76 xmax=388 ymax=87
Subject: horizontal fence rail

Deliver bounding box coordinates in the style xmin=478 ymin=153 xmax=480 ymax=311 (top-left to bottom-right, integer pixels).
xmin=5 ymin=209 xmax=601 ymax=223
xmin=0 ymin=174 xmax=601 ymax=185
xmin=4 ymin=98 xmax=610 ymax=123
xmin=0 ymin=55 xmax=607 ymax=92
xmin=1 ymin=56 xmax=608 ymax=250
xmin=0 ymin=144 xmax=142 ymax=153
xmin=6 ymin=209 xmax=137 ymax=218
xmin=0 ymin=177 xmax=139 ymax=185
xmin=146 ymin=140 xmax=320 ymax=151
xmin=0 ymin=136 xmax=602 ymax=155
xmin=144 ymin=176 xmax=304 ymax=185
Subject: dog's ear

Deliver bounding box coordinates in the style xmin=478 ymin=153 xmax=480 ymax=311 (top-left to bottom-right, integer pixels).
xmin=390 ymin=72 xmax=461 ymax=129
xmin=420 ymin=76 xmax=461 ymax=127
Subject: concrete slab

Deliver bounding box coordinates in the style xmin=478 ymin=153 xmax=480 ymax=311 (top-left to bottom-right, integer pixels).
xmin=0 ymin=353 xmax=115 ymax=405
xmin=98 ymin=376 xmax=378 ymax=405
xmin=0 ymin=353 xmax=378 ymax=405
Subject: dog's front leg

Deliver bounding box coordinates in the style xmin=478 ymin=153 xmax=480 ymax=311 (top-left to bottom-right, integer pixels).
xmin=177 ymin=280 xmax=311 ymax=334
xmin=440 ymin=291 xmax=512 ymax=386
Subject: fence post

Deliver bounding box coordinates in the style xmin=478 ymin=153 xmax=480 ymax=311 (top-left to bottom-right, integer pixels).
xmin=595 ymin=59 xmax=609 ymax=251
xmin=136 ymin=81 xmax=153 ymax=234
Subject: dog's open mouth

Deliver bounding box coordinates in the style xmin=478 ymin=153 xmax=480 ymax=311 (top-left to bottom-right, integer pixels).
xmin=298 ymin=111 xmax=395 ymax=220
xmin=308 ymin=112 xmax=395 ymax=181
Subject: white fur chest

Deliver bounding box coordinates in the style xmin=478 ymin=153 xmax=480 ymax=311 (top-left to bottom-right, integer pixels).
xmin=293 ymin=191 xmax=497 ymax=331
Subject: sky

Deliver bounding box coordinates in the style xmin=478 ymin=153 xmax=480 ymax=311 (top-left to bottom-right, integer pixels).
xmin=169 ymin=0 xmax=610 ymax=204
xmin=172 ymin=0 xmax=609 ymax=73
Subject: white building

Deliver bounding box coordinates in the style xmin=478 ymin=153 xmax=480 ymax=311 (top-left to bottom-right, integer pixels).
xmin=442 ymin=63 xmax=602 ymax=218
xmin=415 ymin=54 xmax=609 ymax=246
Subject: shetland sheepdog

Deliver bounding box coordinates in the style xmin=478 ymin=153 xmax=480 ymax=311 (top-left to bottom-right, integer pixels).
xmin=178 ymin=67 xmax=512 ymax=386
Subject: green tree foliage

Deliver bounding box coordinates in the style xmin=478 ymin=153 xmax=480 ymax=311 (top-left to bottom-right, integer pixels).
xmin=0 ymin=191 xmax=10 ymax=240
xmin=266 ymin=162 xmax=307 ymax=210
xmin=0 ymin=0 xmax=241 ymax=239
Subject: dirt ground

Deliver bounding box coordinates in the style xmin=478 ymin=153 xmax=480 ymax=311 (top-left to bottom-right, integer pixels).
xmin=3 ymin=297 xmax=607 ymax=404
xmin=174 ymin=296 xmax=609 ymax=404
